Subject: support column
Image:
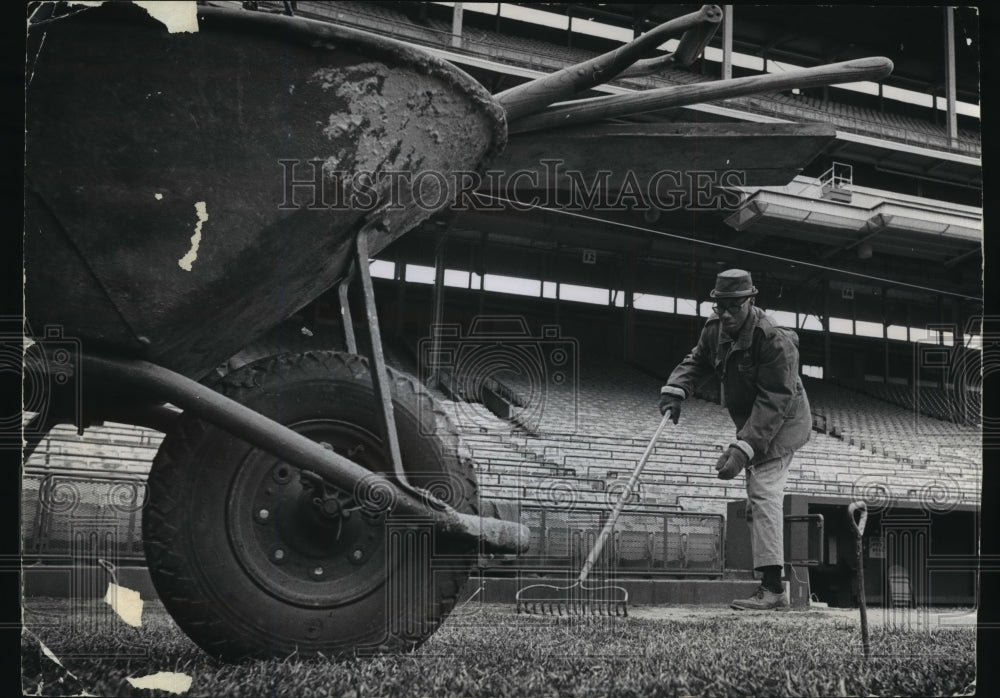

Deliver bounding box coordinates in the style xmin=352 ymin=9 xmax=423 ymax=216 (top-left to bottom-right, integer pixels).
xmin=394 ymin=258 xmax=406 ymax=339
xmin=906 ymin=304 xmax=914 ymax=387
xmin=851 ymin=288 xmax=856 ymax=337
xmin=430 ymin=229 xmax=448 ymax=386
xmin=555 ymin=280 xmax=561 ymax=327
xmin=882 ymin=287 xmax=890 ymax=384
xmin=477 ymin=231 xmax=487 ymax=315
xmin=953 ymin=298 xmax=966 ymax=422
xmin=822 ymin=279 xmax=831 ymax=380
xmin=722 ymin=5 xmax=733 ymax=80
xmin=695 ymin=261 xmax=703 ymax=318
xmin=451 ymin=2 xmax=464 ymax=49
xmin=625 ymin=253 xmax=636 ymax=363
xmin=944 ymin=7 xmax=959 ymax=146
xmin=938 ymin=294 xmax=946 ymax=389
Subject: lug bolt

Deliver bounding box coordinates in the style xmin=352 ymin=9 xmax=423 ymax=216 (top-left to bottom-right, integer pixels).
xmin=351 ymin=548 xmax=364 ymax=561
xmin=273 ymin=548 xmax=285 ymax=562
xmin=312 ymin=566 xmax=324 ymax=578
xmin=273 ymin=465 xmax=291 ymax=484
xmin=257 ymin=508 xmax=270 ymax=522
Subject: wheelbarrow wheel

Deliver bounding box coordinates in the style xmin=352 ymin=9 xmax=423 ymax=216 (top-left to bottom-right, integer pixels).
xmin=142 ymin=350 xmax=479 ymax=661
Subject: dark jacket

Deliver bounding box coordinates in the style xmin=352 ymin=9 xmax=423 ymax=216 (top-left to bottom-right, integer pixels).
xmin=666 ymin=306 xmax=812 ymax=463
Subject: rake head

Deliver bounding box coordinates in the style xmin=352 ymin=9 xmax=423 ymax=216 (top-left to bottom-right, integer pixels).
xmin=515 ymin=582 xmax=629 ymax=617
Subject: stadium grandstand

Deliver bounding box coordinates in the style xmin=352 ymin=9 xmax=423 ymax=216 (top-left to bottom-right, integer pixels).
xmin=22 ymin=3 xmax=982 ymax=612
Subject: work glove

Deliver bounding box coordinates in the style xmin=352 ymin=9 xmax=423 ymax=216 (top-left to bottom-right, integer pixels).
xmin=658 ymin=385 xmax=685 ymax=424
xmin=715 ymin=440 xmax=754 ymax=480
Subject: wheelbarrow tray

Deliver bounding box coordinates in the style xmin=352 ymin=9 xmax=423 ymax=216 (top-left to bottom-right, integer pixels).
xmin=24 ymin=3 xmax=505 ymax=379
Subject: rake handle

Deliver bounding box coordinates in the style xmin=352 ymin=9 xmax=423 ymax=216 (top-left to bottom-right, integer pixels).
xmin=576 ymin=411 xmax=673 ymax=584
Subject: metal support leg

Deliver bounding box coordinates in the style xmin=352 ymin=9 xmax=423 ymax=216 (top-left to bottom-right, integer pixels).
xmin=338 ymin=262 xmax=358 ymax=355
xmin=74 ymin=353 xmax=528 ymax=554
xmin=355 ymin=229 xmax=406 ymax=484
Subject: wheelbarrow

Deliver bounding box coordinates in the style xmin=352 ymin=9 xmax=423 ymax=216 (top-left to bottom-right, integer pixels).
xmin=23 ymin=2 xmax=892 ymax=661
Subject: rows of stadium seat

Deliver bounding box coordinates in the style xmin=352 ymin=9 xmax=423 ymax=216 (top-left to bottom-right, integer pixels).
xmin=298 ymin=0 xmax=979 ymax=156
xmin=292 ymin=1 xmax=448 ymax=47
xmin=802 ymin=377 xmax=980 ymax=467
xmin=431 ymin=353 xmax=978 ymax=520
xmin=732 ymin=91 xmax=979 ymax=154
xmin=26 ymin=424 xmax=162 ymax=475
xmin=459 ymin=423 xmax=978 ymax=514
xmin=849 ymin=380 xmax=982 ymax=426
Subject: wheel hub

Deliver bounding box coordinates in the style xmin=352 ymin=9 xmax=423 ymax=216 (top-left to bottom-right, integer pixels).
xmin=227 ymin=419 xmax=391 ymax=606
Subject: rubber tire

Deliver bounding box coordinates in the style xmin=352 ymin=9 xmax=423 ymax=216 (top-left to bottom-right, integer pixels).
xmin=142 ymin=351 xmax=479 ymax=661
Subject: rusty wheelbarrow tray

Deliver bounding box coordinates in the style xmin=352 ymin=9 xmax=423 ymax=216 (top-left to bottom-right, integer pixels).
xmin=25 ymin=1 xmax=505 ymax=380
xmin=23 ymin=2 xmax=893 ymax=662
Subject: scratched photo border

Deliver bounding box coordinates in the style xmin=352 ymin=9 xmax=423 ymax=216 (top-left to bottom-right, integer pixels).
xmin=13 ymin=2 xmax=993 ymax=696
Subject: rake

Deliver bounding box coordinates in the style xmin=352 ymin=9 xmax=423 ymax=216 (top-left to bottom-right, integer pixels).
xmin=516 ymin=411 xmax=674 ymax=616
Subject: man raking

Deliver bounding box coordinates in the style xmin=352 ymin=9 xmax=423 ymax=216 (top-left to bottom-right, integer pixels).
xmin=659 ymin=269 xmax=812 ymax=610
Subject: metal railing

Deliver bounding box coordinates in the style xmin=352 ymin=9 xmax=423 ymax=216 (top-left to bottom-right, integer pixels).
xmin=22 ymin=470 xmax=147 ymax=561
xmin=482 ymin=498 xmax=725 ymax=577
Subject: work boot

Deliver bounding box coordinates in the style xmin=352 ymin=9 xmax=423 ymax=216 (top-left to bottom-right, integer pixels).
xmin=730 ymin=585 xmax=789 ymax=611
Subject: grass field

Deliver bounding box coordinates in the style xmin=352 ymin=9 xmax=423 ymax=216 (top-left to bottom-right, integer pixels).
xmin=21 ymin=598 xmax=976 ymax=697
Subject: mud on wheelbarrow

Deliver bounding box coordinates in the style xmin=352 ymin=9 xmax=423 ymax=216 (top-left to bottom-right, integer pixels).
xmin=23 ymin=2 xmax=893 ymax=661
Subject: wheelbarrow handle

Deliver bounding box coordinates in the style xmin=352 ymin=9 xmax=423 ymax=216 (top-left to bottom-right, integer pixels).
xmin=507 ymin=57 xmax=893 ymax=134
xmin=847 ymin=501 xmax=868 ymax=538
xmin=496 ymin=5 xmax=723 ymax=121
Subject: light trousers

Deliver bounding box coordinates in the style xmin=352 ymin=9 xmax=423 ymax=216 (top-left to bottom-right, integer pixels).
xmin=744 ymin=451 xmax=794 ymax=569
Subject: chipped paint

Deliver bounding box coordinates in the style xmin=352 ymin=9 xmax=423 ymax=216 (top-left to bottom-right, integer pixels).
xmin=178 ymin=201 xmax=208 ymax=271
xmin=136 ymin=1 xmax=198 ymax=33
xmin=37 ymin=637 xmax=63 ymax=667
xmin=154 ymin=193 xmax=163 ymax=200
xmin=305 ymin=62 xmax=496 ymax=222
xmin=310 ymin=64 xmax=411 ymax=174
xmin=26 ymin=628 xmax=95 ymax=694
xmin=126 ymin=672 xmax=193 ymax=694
xmin=69 ymin=1 xmax=198 ymax=33
xmin=104 ymin=582 xmax=143 ymax=627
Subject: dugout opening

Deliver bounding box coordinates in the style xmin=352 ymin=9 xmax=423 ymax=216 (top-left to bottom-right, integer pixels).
xmin=725 ymin=494 xmax=979 ymax=609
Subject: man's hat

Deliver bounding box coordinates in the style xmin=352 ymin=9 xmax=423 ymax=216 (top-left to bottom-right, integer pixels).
xmin=710 ymin=269 xmax=757 ymax=299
